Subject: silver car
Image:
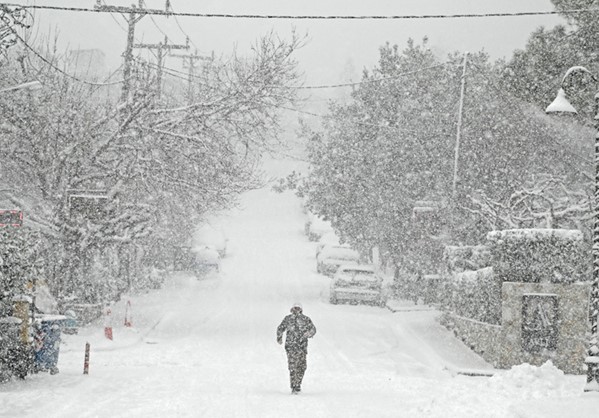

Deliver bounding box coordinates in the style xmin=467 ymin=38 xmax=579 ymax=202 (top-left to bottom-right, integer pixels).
xmin=329 ymin=264 xmax=386 ymax=307
xmin=316 ymin=245 xmax=360 ymax=276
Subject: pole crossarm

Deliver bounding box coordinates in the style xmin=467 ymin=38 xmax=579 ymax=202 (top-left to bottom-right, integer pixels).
xmin=134 ymin=36 xmax=189 ymax=100
xmin=171 ymin=50 xmax=213 ymax=105
xmin=133 ymin=36 xmax=189 ymax=52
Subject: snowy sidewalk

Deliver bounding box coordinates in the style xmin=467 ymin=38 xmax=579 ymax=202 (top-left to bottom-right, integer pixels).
xmin=384 ymin=299 xmax=599 ymax=418
xmin=386 ymin=298 xmax=496 ymax=377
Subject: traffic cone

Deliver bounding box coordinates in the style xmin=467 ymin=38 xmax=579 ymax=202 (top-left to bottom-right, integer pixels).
xmin=124 ymin=300 xmax=132 ymax=327
xmin=104 ymin=308 xmax=113 ymax=340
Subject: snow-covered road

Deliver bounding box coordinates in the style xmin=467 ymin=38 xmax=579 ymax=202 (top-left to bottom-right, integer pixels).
xmin=1 ymin=159 xmax=597 ymax=417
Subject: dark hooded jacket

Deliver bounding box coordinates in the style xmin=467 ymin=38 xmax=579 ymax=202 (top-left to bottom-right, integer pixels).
xmin=277 ymin=311 xmax=316 ymax=353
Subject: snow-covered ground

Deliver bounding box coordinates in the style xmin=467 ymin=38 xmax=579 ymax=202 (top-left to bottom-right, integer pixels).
xmin=1 ymin=158 xmax=598 ymax=417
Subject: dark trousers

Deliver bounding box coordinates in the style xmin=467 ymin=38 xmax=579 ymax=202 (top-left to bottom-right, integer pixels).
xmin=286 ymin=350 xmax=307 ymax=389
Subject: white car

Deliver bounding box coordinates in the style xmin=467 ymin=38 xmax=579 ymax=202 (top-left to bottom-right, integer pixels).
xmin=194 ymin=224 xmax=228 ymax=257
xmin=192 ymin=245 xmax=221 ymax=274
xmin=316 ymin=245 xmax=360 ymax=276
xmin=315 ymin=232 xmax=342 ymax=257
xmin=329 ymin=264 xmax=386 ymax=307
xmin=305 ymin=213 xmax=334 ymax=242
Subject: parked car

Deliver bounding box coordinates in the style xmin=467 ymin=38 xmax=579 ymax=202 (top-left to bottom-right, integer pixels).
xmin=192 ymin=245 xmax=221 ymax=275
xmin=195 ymin=224 xmax=228 ymax=257
xmin=329 ymin=264 xmax=386 ymax=307
xmin=316 ymin=245 xmax=360 ymax=276
xmin=305 ymin=213 xmax=334 ymax=242
xmin=315 ymin=232 xmax=341 ymax=257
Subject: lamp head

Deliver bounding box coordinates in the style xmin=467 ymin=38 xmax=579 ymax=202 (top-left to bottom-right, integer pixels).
xmin=545 ymin=88 xmax=578 ymax=114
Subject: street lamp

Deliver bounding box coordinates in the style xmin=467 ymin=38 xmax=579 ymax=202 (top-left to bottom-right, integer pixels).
xmin=546 ymin=65 xmax=599 ymax=392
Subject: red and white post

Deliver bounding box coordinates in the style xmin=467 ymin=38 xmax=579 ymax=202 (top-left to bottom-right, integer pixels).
xmin=83 ymin=342 xmax=90 ymax=375
xmin=124 ymin=300 xmax=132 ymax=327
xmin=104 ymin=307 xmax=113 ymax=340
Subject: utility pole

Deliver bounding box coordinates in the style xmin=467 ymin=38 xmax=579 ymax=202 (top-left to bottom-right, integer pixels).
xmin=95 ymin=0 xmax=146 ymax=103
xmin=134 ymin=36 xmax=189 ymax=100
xmin=452 ymin=52 xmax=468 ymax=200
xmin=171 ymin=49 xmax=213 ymax=104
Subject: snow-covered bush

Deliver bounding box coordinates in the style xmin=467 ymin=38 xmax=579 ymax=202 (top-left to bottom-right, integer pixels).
xmin=441 ymin=267 xmax=502 ymax=324
xmin=443 ymin=245 xmax=491 ymax=274
xmin=487 ymin=229 xmax=587 ymax=284
xmin=0 ymin=228 xmax=45 ymax=317
xmin=438 ymin=244 xmax=498 ymax=322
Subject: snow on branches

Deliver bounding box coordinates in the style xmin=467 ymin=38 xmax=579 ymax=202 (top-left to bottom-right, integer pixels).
xmin=465 ymin=174 xmax=591 ymax=233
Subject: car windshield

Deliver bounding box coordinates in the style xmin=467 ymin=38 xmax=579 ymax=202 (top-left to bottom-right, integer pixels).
xmin=337 ymin=270 xmax=376 ymax=281
xmin=322 ymin=247 xmax=359 ymax=260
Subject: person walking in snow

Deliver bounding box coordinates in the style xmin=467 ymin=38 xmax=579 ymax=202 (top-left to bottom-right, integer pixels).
xmin=276 ymin=303 xmax=317 ymax=394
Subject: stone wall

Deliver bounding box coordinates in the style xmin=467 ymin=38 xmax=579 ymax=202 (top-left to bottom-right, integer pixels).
xmin=441 ymin=313 xmax=502 ymax=367
xmin=500 ymin=282 xmax=590 ymax=374
xmin=437 ymin=230 xmax=591 ymax=374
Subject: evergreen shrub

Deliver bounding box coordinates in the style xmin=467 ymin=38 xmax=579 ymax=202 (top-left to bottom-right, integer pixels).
xmin=443 ymin=267 xmax=502 ymax=325
xmin=486 ymin=229 xmax=587 ymax=284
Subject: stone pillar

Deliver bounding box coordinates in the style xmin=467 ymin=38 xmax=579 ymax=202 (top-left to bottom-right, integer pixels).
xmin=500 ymin=282 xmax=590 ymax=374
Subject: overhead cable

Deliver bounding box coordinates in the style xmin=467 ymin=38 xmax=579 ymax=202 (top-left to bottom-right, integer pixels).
xmin=168 ymin=0 xmax=200 ymax=51
xmin=296 ymin=62 xmax=453 ymax=89
xmin=2 ymin=4 xmax=594 ymax=20
xmin=9 ymin=27 xmax=126 ymax=86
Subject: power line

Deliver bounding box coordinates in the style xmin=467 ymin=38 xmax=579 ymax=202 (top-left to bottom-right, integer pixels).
xmin=2 ymin=4 xmax=594 ymax=20
xmin=140 ymin=0 xmax=174 ymax=41
xmin=9 ymin=26 xmax=126 ymax=86
xmin=168 ymin=0 xmax=200 ymax=52
xmin=277 ymin=104 xmax=439 ymax=136
xmin=100 ymin=0 xmax=127 ymax=32
xmin=297 ymin=62 xmax=453 ymax=89
xmin=136 ymin=57 xmax=455 ymax=91
xmin=99 ymin=0 xmax=161 ymax=63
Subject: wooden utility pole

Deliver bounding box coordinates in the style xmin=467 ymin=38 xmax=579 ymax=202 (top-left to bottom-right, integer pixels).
xmin=171 ymin=49 xmax=213 ymax=104
xmin=134 ymin=36 xmax=189 ymax=100
xmin=95 ymin=1 xmax=178 ymax=103
xmin=95 ymin=0 xmax=146 ymax=103
xmin=452 ymin=52 xmax=468 ymax=200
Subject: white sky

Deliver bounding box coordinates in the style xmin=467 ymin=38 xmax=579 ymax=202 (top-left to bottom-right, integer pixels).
xmin=15 ymin=0 xmax=565 ymax=87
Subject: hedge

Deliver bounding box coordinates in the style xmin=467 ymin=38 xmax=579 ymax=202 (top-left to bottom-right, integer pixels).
xmin=486 ymin=229 xmax=587 ymax=284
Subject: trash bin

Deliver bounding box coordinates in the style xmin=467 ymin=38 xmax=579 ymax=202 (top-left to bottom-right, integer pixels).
xmin=34 ymin=315 xmax=66 ymax=375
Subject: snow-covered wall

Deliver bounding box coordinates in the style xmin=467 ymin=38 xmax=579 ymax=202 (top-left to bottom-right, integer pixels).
xmin=440 ymin=312 xmax=502 ymax=367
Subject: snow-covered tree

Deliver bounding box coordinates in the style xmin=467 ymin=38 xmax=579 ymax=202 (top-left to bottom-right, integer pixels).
xmin=0 ymin=32 xmax=301 ymax=303
xmin=465 ymin=174 xmax=592 ymax=233
xmin=302 ymin=38 xmax=589 ymax=273
xmin=503 ymin=0 xmax=599 ymax=121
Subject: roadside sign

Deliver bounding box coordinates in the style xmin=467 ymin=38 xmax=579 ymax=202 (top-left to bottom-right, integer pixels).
xmin=67 ymin=189 xmax=108 ymax=220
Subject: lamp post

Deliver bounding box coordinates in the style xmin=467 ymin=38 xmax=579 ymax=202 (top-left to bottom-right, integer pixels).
xmin=546 ymin=65 xmax=599 ymax=392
